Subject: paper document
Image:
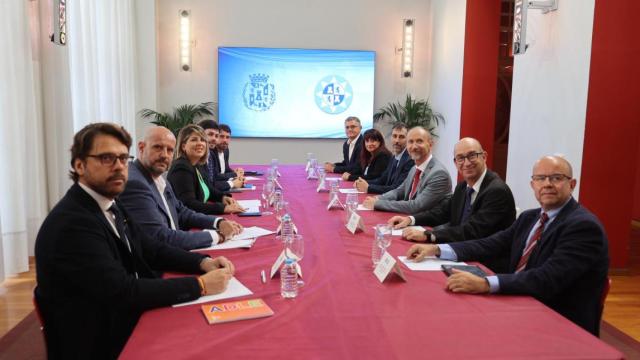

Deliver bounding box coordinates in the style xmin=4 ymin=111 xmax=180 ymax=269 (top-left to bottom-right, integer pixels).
xmin=192 ymin=227 xmax=274 ymax=251
xmin=243 ymin=176 xmax=262 ymax=181
xmin=231 ymin=226 xmax=275 ymax=241
xmin=238 ymin=185 xmax=256 ymax=191
xmin=391 ymin=226 xmax=425 ymax=236
xmin=398 ymin=256 xmax=467 ymax=271
xmin=237 ymin=200 xmax=261 ymax=213
xmin=172 ymin=277 xmax=253 ymax=307
xmin=357 ymin=204 xmax=372 ymax=211
xmin=339 ymin=188 xmax=364 ymax=194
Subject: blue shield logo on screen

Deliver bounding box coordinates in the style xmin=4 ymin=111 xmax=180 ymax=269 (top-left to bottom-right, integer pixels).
xmin=315 ymin=75 xmax=353 ymax=114
xmin=243 ymin=74 xmax=276 ymax=111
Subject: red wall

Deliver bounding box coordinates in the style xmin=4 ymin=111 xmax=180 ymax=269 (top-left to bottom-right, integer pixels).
xmin=634 ymin=141 xmax=640 ymax=220
xmin=580 ymin=0 xmax=640 ymax=268
xmin=459 ymin=0 xmax=502 ymax=167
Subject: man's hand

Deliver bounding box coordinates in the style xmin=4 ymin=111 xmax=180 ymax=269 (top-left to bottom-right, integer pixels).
xmin=222 ymin=196 xmax=236 ymax=206
xmin=199 ymin=268 xmax=232 ymax=295
xmin=403 ymin=228 xmax=428 ymax=242
xmin=362 ymin=196 xmax=378 ymax=210
xmin=405 ymin=244 xmax=438 ymax=262
xmin=446 ymin=269 xmax=489 ymax=294
xmin=324 ymin=162 xmax=335 ymax=173
xmin=218 ymin=220 xmax=243 ymax=240
xmin=224 ymin=203 xmax=245 ymax=214
xmin=234 ymin=168 xmax=245 ymax=177
xmin=199 ymin=256 xmax=235 ymax=275
xmin=388 ymin=215 xmax=411 ymax=229
xmin=354 ymin=178 xmax=369 ymax=193
xmin=341 ymin=172 xmax=351 ymax=181
xmin=231 ymin=177 xmax=243 ymax=189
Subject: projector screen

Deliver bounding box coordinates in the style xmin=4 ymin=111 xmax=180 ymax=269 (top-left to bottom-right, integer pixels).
xmin=218 ymin=47 xmax=375 ymax=138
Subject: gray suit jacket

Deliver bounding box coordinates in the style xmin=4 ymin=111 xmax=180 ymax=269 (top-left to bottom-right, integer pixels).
xmin=375 ymin=157 xmax=452 ymax=214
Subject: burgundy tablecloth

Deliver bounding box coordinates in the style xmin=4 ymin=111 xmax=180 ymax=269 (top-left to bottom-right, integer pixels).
xmin=120 ymin=165 xmax=622 ymax=360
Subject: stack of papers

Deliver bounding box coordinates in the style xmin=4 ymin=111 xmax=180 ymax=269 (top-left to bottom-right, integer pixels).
xmin=194 ymin=226 xmax=275 ymax=251
xmin=398 ymin=256 xmax=467 ymax=271
xmin=338 ymin=188 xmax=364 ymax=194
xmin=391 ymin=226 xmax=425 ymax=236
xmin=172 ymin=277 xmax=253 ymax=307
xmin=237 ymin=199 xmax=260 ymax=213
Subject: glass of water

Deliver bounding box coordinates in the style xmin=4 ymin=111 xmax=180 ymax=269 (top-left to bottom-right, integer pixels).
xmin=261 ymin=182 xmax=274 ymax=215
xmin=372 ymin=224 xmax=392 ymax=266
xmin=345 ymin=193 xmax=358 ymax=221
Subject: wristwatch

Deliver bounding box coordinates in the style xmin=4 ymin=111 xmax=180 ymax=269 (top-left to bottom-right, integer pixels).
xmin=423 ymin=229 xmax=436 ymax=243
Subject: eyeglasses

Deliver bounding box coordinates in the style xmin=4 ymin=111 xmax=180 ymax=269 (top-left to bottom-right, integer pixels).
xmin=86 ymin=153 xmax=134 ymax=166
xmin=454 ymin=152 xmax=484 ymax=164
xmin=345 ymin=125 xmax=359 ymax=130
xmin=531 ymin=174 xmax=572 ymax=184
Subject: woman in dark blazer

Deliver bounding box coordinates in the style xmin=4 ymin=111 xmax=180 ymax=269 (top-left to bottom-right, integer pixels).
xmin=167 ymin=124 xmax=244 ymax=215
xmin=342 ymin=128 xmax=392 ymax=182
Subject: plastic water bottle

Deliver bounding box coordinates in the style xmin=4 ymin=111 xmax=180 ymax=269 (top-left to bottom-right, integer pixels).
xmin=281 ymin=213 xmax=295 ymax=239
xmin=281 ymin=258 xmax=298 ymax=298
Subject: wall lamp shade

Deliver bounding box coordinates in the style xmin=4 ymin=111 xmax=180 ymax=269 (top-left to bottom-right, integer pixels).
xmin=179 ymin=10 xmax=192 ymax=71
xmin=51 ymin=0 xmax=67 ymax=45
xmin=513 ymin=0 xmax=558 ymax=55
xmin=401 ymin=19 xmax=415 ymax=78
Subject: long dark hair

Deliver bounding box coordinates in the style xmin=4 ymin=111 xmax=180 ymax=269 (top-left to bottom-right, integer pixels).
xmin=360 ymin=129 xmax=390 ymax=167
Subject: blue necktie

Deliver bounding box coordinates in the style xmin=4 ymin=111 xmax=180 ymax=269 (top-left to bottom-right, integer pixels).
xmin=460 ymin=187 xmax=475 ymax=223
xmin=207 ymin=150 xmax=216 ymax=183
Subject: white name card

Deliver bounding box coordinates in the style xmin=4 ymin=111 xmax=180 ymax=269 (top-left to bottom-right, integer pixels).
xmin=374 ymin=252 xmax=407 ymax=283
xmin=345 ymin=212 xmax=365 ymax=234
xmin=327 ymin=194 xmax=345 ymax=210
xmin=269 ymin=250 xmax=302 ymax=279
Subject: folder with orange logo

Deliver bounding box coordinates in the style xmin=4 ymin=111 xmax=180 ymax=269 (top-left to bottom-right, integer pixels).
xmin=201 ymin=298 xmax=274 ymax=324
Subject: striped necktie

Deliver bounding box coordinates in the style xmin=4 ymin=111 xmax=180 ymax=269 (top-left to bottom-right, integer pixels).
xmin=515 ymin=212 xmax=549 ymax=272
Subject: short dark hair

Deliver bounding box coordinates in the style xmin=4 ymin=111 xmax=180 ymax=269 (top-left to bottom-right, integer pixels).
xmin=392 ymin=122 xmax=408 ymax=132
xmin=198 ymin=119 xmax=219 ymax=131
xmin=218 ymin=124 xmax=231 ymax=134
xmin=69 ymin=123 xmax=132 ymax=182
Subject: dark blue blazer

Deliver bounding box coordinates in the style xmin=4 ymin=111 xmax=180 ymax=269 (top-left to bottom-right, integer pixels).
xmin=119 ymin=160 xmax=218 ymax=250
xmin=414 ymin=170 xmax=515 ymax=244
xmin=212 ymin=148 xmax=235 ymax=180
xmin=167 ymin=157 xmax=226 ymax=215
xmin=367 ymin=150 xmax=412 ymax=194
xmin=333 ymin=135 xmax=363 ymax=174
xmin=205 ymin=149 xmax=232 ymax=191
xmin=35 ymin=183 xmax=205 ymax=359
xmin=450 ymin=198 xmax=609 ymax=336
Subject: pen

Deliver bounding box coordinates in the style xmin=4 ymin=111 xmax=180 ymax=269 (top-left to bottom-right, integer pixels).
xmin=260 ymin=270 xmax=266 ymax=283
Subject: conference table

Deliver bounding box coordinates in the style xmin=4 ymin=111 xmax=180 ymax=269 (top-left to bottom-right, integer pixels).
xmin=120 ymin=165 xmax=623 ymax=359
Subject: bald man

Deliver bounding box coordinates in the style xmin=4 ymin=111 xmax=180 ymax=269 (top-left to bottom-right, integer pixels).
xmin=119 ymin=127 xmax=243 ymax=251
xmin=388 ymin=138 xmax=515 ymax=249
xmin=405 ymin=156 xmax=609 ymax=336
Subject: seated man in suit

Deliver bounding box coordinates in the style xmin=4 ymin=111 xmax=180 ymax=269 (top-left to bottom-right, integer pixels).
xmin=35 ymin=123 xmax=236 ymax=359
xmin=406 ymin=155 xmax=609 ymax=336
xmin=324 ymin=116 xmax=364 ymax=174
xmin=363 ymin=126 xmax=452 ymax=214
xmin=214 ymin=124 xmax=244 ymax=180
xmin=119 ymin=126 xmax=242 ymax=251
xmin=197 ymin=119 xmax=243 ymax=191
xmin=388 ymin=137 xmax=515 ymax=244
xmin=354 ymin=122 xmax=413 ymax=194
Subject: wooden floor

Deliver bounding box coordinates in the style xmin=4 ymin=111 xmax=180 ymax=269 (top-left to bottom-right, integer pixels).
xmin=2 ymin=257 xmax=640 ymax=341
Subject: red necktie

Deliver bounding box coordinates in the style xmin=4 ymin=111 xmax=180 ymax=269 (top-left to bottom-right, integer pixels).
xmin=515 ymin=212 xmax=549 ymax=272
xmin=408 ymin=168 xmax=423 ymax=200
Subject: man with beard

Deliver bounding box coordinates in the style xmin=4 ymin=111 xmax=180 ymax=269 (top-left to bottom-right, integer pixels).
xmin=35 ymin=123 xmax=236 ymax=359
xmin=119 ymin=126 xmax=242 ymax=250
xmin=197 ymin=119 xmax=243 ymax=191
xmin=353 ymin=122 xmax=413 ymax=194
xmin=214 ymin=124 xmax=244 ymax=180
xmin=362 ymin=126 xmax=452 ymax=214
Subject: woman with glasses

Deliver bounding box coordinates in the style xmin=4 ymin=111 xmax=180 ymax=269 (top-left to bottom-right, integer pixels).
xmin=342 ymin=128 xmax=392 ymax=182
xmin=167 ymin=124 xmax=244 ymax=215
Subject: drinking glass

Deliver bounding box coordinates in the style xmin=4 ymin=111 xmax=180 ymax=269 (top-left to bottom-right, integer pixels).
xmin=261 ymin=182 xmax=274 ymax=215
xmin=345 ymin=193 xmax=358 ymax=221
xmin=275 ymin=200 xmax=289 ymax=221
xmin=372 ymin=224 xmax=392 ymax=266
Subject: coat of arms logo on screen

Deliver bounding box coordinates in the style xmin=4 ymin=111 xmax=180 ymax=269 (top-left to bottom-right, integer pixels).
xmin=314 ymin=75 xmax=353 ymax=114
xmin=243 ymin=74 xmax=276 ymax=111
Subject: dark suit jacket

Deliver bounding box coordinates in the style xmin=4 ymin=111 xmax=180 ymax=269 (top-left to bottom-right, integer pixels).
xmin=213 ymin=148 xmax=235 ymax=180
xmin=367 ymin=150 xmax=412 ymax=194
xmin=167 ymin=157 xmax=226 ymax=215
xmin=205 ymin=149 xmax=232 ymax=191
xmin=333 ymin=135 xmax=363 ymax=174
xmin=414 ymin=170 xmax=515 ymax=244
xmin=346 ymin=151 xmax=392 ymax=181
xmin=450 ymin=198 xmax=609 ymax=336
xmin=119 ymin=160 xmax=218 ymax=250
xmin=34 ymin=184 xmax=206 ymax=359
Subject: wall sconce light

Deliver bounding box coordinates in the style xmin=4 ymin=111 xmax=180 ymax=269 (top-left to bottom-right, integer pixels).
xmin=400 ymin=19 xmax=415 ymax=78
xmin=513 ymin=0 xmax=558 ymax=55
xmin=179 ymin=10 xmax=192 ymax=71
xmin=50 ymin=0 xmax=67 ymax=45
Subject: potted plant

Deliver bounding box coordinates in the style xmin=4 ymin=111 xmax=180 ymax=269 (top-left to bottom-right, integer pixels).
xmin=373 ymin=95 xmax=444 ymax=137
xmin=138 ymin=102 xmax=217 ymax=136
